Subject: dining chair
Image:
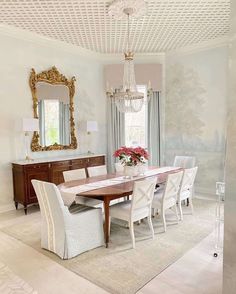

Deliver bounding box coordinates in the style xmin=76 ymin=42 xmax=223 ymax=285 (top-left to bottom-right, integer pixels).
xmin=178 ymin=167 xmax=198 ymax=220
xmin=152 ymin=171 xmax=183 ymax=232
xmin=87 ymin=165 xmax=107 ymax=177
xmin=63 ymin=168 xmax=86 ymax=182
xmin=173 ymin=155 xmax=196 ymax=201
xmin=115 ymin=162 xmax=124 ymax=173
xmin=109 ymin=178 xmax=157 ymax=249
xmin=173 ymin=155 xmax=196 ymax=168
xmin=62 ymin=168 xmax=103 ymax=208
xmin=32 ymin=180 xmax=104 ymax=259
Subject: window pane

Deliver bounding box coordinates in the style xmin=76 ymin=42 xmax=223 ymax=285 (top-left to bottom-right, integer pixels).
xmin=44 ymin=100 xmax=60 ymax=146
xmin=125 ymin=85 xmax=147 ymax=148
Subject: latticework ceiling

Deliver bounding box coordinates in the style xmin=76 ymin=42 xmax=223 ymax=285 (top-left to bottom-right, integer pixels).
xmin=0 ymin=0 xmax=230 ymax=53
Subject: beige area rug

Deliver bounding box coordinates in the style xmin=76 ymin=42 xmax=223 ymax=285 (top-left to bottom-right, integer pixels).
xmin=1 ymin=199 xmax=216 ymax=294
xmin=0 ymin=261 xmax=37 ymax=294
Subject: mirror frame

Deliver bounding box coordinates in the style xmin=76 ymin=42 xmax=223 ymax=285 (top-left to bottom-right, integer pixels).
xmin=29 ymin=66 xmax=77 ymax=151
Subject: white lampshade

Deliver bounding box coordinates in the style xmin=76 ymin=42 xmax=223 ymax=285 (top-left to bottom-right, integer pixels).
xmin=86 ymin=121 xmax=98 ymax=133
xmin=22 ymin=118 xmax=39 ymax=132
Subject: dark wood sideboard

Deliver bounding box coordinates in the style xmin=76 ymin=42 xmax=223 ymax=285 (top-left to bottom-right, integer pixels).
xmin=12 ymin=155 xmax=105 ymax=214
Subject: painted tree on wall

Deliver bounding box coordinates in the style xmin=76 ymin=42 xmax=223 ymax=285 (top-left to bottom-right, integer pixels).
xmin=166 ymin=63 xmax=205 ymax=147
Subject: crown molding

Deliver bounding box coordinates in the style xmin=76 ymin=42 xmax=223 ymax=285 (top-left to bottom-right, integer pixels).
xmin=166 ymin=36 xmax=229 ymax=56
xmin=0 ymin=24 xmax=103 ymax=61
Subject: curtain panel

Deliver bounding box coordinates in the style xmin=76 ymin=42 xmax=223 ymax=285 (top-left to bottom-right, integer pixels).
xmin=148 ymin=91 xmax=161 ymax=166
xmin=107 ymin=94 xmax=125 ymax=173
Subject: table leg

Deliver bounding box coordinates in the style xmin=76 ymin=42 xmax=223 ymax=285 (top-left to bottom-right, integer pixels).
xmin=104 ymin=197 xmax=110 ymax=248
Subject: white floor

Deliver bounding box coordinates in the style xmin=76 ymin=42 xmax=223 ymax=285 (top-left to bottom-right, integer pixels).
xmin=0 ymin=207 xmax=222 ymax=294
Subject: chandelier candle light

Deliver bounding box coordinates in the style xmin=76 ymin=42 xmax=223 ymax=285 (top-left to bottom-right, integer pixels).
xmin=107 ymin=0 xmax=150 ymax=113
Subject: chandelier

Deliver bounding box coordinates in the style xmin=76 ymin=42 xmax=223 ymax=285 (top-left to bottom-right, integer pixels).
xmin=107 ymin=0 xmax=149 ymax=113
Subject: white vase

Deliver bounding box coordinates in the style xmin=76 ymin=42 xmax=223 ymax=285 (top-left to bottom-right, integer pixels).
xmin=138 ymin=163 xmax=147 ymax=175
xmin=124 ymin=165 xmax=139 ymax=178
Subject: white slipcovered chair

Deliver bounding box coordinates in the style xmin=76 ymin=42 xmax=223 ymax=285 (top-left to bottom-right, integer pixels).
xmin=32 ymin=180 xmax=104 ymax=259
xmin=87 ymin=165 xmax=107 ymax=177
xmin=63 ymin=168 xmax=86 ymax=182
xmin=63 ymin=168 xmax=103 ymax=208
xmin=173 ymin=155 xmax=196 ymax=201
xmin=109 ymin=178 xmax=157 ymax=249
xmin=173 ymin=156 xmax=196 ymax=168
xmin=152 ymin=171 xmax=183 ymax=232
xmin=178 ymin=167 xmax=198 ymax=220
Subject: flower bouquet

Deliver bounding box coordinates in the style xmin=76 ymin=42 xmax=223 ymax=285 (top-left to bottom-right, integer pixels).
xmin=113 ymin=146 xmax=149 ymax=177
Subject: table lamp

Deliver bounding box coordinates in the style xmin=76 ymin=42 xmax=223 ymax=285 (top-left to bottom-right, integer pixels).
xmin=22 ymin=118 xmax=39 ymax=161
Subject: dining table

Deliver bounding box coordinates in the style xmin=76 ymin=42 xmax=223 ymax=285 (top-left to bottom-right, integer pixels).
xmin=59 ymin=166 xmax=182 ymax=248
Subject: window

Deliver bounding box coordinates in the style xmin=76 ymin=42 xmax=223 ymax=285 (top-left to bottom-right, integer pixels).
xmin=125 ymin=85 xmax=147 ymax=148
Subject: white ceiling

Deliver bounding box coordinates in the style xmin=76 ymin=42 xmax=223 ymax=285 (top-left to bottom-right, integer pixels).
xmin=0 ymin=0 xmax=230 ymax=54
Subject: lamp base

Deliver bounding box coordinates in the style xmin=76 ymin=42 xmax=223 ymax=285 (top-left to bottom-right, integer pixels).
xmin=87 ymin=150 xmax=94 ymax=155
xmin=25 ymin=155 xmax=34 ymax=161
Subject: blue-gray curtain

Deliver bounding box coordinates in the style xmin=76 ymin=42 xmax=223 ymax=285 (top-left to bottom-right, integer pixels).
xmin=107 ymin=94 xmax=125 ymax=172
xmin=148 ymin=91 xmax=161 ymax=166
xmin=59 ymin=102 xmax=70 ymax=145
xmin=38 ymin=100 xmax=46 ymax=146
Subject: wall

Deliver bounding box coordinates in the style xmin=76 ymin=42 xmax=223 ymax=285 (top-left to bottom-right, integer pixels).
xmin=0 ymin=26 xmax=107 ymax=211
xmin=223 ymin=1 xmax=236 ymax=292
xmin=165 ymin=45 xmax=228 ymax=195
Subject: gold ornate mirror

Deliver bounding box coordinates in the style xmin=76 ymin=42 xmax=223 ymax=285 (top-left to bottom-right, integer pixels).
xmin=29 ymin=66 xmax=77 ymax=151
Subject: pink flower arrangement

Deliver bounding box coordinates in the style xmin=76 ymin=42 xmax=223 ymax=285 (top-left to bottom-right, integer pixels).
xmin=113 ymin=146 xmax=149 ymax=166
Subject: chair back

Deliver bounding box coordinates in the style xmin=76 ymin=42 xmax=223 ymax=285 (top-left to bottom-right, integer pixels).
xmin=87 ymin=165 xmax=107 ymax=177
xmin=163 ymin=171 xmax=183 ymax=202
xmin=131 ymin=178 xmax=156 ymax=212
xmin=115 ymin=162 xmax=124 ymax=172
xmin=63 ymin=168 xmax=86 ymax=182
xmin=31 ymin=180 xmax=67 ymax=252
xmin=179 ymin=167 xmax=198 ymax=195
xmin=173 ymin=156 xmax=196 ymax=168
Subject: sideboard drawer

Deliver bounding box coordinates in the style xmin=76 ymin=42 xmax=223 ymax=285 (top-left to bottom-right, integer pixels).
xmin=87 ymin=156 xmax=105 ymax=166
xmin=50 ymin=160 xmax=71 ymax=168
xmin=24 ymin=163 xmax=49 ymax=172
xmin=71 ymin=158 xmax=87 ymax=169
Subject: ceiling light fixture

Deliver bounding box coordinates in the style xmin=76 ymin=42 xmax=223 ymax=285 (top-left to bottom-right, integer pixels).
xmin=107 ymin=0 xmax=149 ymax=113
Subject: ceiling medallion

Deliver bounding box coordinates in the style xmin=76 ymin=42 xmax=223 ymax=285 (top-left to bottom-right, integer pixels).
xmin=107 ymin=0 xmax=149 ymax=113
xmin=108 ymin=0 xmax=147 ymax=20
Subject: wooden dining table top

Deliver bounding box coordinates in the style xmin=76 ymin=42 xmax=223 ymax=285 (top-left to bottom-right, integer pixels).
xmin=59 ymin=166 xmax=183 ymax=198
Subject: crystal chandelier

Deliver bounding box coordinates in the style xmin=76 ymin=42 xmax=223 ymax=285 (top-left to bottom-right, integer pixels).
xmin=107 ymin=0 xmax=148 ymax=113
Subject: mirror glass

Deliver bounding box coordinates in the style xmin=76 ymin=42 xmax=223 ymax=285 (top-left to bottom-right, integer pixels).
xmin=36 ymin=82 xmax=70 ymax=147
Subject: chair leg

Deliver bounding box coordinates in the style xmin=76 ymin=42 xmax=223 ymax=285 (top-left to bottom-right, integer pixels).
xmin=129 ymin=221 xmax=135 ymax=249
xmin=109 ymin=216 xmax=111 ymax=236
xmin=178 ymin=202 xmax=183 ymax=221
xmin=189 ymin=197 xmax=194 ymax=215
xmin=147 ymin=215 xmax=154 ymax=239
xmin=161 ymin=210 xmax=167 ymax=232
xmin=152 ymin=208 xmax=157 ymax=217
xmin=174 ymin=204 xmax=179 ymax=223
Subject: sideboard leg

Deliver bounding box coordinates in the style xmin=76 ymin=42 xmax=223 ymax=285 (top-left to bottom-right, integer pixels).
xmin=24 ymin=205 xmax=27 ymax=215
xmin=14 ymin=201 xmax=18 ymax=210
